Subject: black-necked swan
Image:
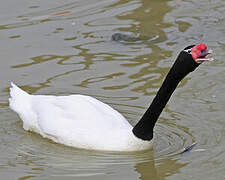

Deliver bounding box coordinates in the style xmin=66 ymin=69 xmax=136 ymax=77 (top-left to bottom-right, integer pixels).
xmin=9 ymin=43 xmax=213 ymax=151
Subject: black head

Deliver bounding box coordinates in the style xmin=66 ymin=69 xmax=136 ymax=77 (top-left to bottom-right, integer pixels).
xmin=183 ymin=43 xmax=213 ymax=63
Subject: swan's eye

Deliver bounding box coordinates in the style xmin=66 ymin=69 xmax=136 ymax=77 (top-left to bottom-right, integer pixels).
xmin=183 ymin=49 xmax=192 ymax=54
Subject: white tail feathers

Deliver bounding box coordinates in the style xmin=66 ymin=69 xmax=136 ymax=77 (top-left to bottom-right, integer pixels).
xmin=9 ymin=82 xmax=31 ymax=114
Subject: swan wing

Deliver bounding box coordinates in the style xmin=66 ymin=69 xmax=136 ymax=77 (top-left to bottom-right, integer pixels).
xmin=31 ymin=95 xmax=131 ymax=140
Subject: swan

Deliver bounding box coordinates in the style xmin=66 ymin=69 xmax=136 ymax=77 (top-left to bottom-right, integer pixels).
xmin=9 ymin=43 xmax=213 ymax=151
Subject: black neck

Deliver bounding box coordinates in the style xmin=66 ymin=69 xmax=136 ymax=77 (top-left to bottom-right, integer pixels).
xmin=132 ymin=51 xmax=199 ymax=141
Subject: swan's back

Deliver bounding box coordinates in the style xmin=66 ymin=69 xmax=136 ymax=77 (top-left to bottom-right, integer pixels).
xmin=30 ymin=94 xmax=132 ymax=136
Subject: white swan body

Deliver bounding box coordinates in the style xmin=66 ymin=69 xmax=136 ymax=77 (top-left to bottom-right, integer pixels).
xmin=9 ymin=83 xmax=152 ymax=151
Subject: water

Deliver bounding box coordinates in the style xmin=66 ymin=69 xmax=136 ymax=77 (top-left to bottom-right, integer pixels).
xmin=0 ymin=0 xmax=225 ymax=179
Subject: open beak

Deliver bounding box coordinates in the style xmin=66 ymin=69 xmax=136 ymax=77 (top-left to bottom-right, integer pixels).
xmin=195 ymin=49 xmax=214 ymax=63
